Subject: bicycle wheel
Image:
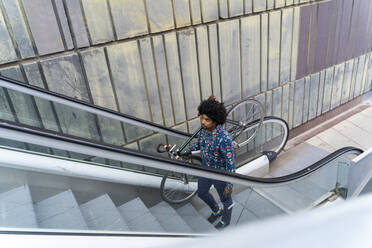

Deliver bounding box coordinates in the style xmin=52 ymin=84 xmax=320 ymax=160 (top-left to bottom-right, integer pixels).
xmin=160 ymin=172 xmax=198 ymax=204
xmin=225 ymin=98 xmax=264 ymax=148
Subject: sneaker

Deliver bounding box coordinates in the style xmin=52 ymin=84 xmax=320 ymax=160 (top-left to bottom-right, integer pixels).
xmin=215 ymin=221 xmax=229 ymax=230
xmin=207 ymin=208 xmax=223 ymax=223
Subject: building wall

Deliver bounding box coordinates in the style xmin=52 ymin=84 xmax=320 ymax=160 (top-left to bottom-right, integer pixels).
xmin=0 ymin=0 xmax=371 ymax=153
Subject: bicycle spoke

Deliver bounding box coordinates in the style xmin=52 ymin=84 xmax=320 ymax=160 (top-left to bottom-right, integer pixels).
xmin=161 ymin=173 xmax=198 ymax=204
xmin=226 ymin=119 xmax=240 ymax=125
xmin=226 ymin=99 xmax=264 ymax=148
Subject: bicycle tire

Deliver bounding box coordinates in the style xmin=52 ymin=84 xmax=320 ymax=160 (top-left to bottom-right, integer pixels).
xmin=160 ymin=172 xmax=198 ymax=204
xmin=256 ymin=117 xmax=289 ymax=154
xmin=226 ymin=98 xmax=264 ymax=148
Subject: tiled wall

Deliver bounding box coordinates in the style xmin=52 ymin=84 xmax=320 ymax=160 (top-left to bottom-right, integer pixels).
xmin=0 ymin=0 xmax=371 ymax=152
xmin=296 ymin=0 xmax=372 ymax=79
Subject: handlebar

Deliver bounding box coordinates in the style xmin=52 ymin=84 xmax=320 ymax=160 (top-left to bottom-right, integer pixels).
xmin=156 ymin=144 xmax=170 ymax=153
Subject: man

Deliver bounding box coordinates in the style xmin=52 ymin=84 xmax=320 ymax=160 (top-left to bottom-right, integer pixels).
xmin=183 ymin=96 xmax=235 ymax=229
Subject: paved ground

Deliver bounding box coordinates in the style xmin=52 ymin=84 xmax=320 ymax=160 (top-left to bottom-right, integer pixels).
xmin=270 ymin=91 xmax=372 ymax=175
xmin=306 ymin=104 xmax=372 ymax=152
xmin=286 ymin=92 xmax=372 ymax=154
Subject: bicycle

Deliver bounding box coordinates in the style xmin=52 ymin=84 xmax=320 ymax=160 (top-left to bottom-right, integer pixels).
xmin=156 ymin=98 xmax=264 ymax=204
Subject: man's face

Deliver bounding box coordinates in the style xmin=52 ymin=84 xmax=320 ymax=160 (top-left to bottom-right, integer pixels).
xmin=200 ymin=114 xmax=217 ymax=131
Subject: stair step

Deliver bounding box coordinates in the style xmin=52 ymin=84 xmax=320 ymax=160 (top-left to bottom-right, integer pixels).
xmin=80 ymin=194 xmax=129 ymax=231
xmin=287 ymin=179 xmax=330 ymax=203
xmin=269 ymin=143 xmax=330 ymax=177
xmin=255 ymin=186 xmax=313 ymax=213
xmin=118 ymin=197 xmax=164 ymax=232
xmin=307 ymin=165 xmax=338 ymax=190
xmin=150 ymin=201 xmax=193 ymax=233
xmin=230 ymin=201 xmax=258 ymax=226
xmin=233 ymin=188 xmax=254 ymax=205
xmin=199 ymin=206 xmax=215 ymax=221
xmin=0 ymin=185 xmax=38 ymax=228
xmin=195 ymin=187 xmax=287 ymax=227
xmin=199 ymin=200 xmax=258 ymax=228
xmin=34 ymin=190 xmax=88 ymax=229
xmin=176 ymin=204 xmax=215 ymax=232
xmin=234 ymin=188 xmax=285 ymax=217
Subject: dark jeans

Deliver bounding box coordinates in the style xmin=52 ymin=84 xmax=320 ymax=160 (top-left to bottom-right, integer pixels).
xmin=197 ymin=177 xmax=233 ymax=224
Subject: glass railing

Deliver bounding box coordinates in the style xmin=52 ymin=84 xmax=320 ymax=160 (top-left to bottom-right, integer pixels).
xmin=0 ymin=76 xmax=289 ymax=174
xmin=0 ymin=132 xmax=363 ymax=234
xmin=0 ymin=75 xmax=365 ymax=234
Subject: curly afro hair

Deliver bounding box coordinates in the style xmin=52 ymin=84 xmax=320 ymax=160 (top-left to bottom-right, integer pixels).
xmin=197 ymin=96 xmax=227 ymax=125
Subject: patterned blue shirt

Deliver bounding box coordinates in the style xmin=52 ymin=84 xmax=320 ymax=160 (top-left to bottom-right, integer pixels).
xmin=186 ymin=125 xmax=236 ymax=173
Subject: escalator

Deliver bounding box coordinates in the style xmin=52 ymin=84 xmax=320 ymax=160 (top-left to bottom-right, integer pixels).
xmin=0 ymin=75 xmax=289 ymax=179
xmin=0 ymin=132 xmax=364 ymax=233
xmin=0 ymin=76 xmax=368 ymax=236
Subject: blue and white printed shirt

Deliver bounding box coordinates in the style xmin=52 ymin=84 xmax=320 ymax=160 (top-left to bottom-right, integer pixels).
xmin=186 ymin=125 xmax=236 ymax=173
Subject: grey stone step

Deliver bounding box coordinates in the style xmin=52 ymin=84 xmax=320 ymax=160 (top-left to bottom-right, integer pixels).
xmin=307 ymin=164 xmax=339 ymax=190
xmin=176 ymin=204 xmax=215 ymax=232
xmin=287 ymin=178 xmax=331 ymax=204
xmin=269 ymin=143 xmax=330 ymax=177
xmin=149 ymin=201 xmax=193 ymax=233
xmin=34 ymin=190 xmax=88 ymax=229
xmin=258 ymin=167 xmax=337 ymax=213
xmin=265 ymin=142 xmax=341 ymax=211
xmin=118 ymin=197 xmax=164 ymax=232
xmin=230 ymin=201 xmax=258 ymax=226
xmin=198 ymin=205 xmax=217 ymax=222
xmin=80 ymin=194 xmax=129 ymax=231
xmin=0 ymin=185 xmax=38 ymax=228
xmin=199 ymin=202 xmax=260 ymax=228
xmin=234 ymin=188 xmax=285 ymax=218
xmin=198 ymin=188 xmax=284 ymax=228
xmin=255 ymin=186 xmax=314 ymax=213
xmin=199 ymin=200 xmax=258 ymax=230
xmin=199 ymin=205 xmax=215 ymax=221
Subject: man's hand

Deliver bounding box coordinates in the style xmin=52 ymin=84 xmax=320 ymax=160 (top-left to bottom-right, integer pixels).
xmin=224 ymin=186 xmax=233 ymax=196
xmin=173 ymin=151 xmax=190 ymax=160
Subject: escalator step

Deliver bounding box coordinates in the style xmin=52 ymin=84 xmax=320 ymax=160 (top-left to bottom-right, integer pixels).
xmin=80 ymin=194 xmax=129 ymax=231
xmin=235 ymin=188 xmax=286 ymax=217
xmin=176 ymin=204 xmax=215 ymax=232
xmin=0 ymin=185 xmax=38 ymax=228
xmin=254 ymin=186 xmax=310 ymax=213
xmin=287 ymin=179 xmax=330 ymax=203
xmin=199 ymin=201 xmax=258 ymax=228
xmin=118 ymin=197 xmax=164 ymax=232
xmin=229 ymin=201 xmax=258 ymax=226
xmin=150 ymin=201 xmax=193 ymax=233
xmin=34 ymin=190 xmax=88 ymax=229
xmin=197 ymin=188 xmax=285 ymax=226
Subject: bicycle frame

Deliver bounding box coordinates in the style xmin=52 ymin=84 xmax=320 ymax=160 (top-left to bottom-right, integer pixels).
xmin=160 ymin=97 xmax=264 ymax=156
xmin=168 ymin=118 xmax=249 ymax=156
xmin=177 ymin=126 xmax=203 ymax=154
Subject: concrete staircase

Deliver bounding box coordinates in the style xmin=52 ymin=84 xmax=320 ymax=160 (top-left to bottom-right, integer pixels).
xmin=257 ymin=142 xmax=340 ymax=213
xmin=0 ymin=143 xmax=355 ymax=233
xmin=0 ymin=184 xmax=287 ymax=233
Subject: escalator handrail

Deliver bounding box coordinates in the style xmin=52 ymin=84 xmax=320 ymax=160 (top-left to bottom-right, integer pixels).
xmin=274 ymin=146 xmax=363 ymax=181
xmin=0 ymin=228 xmax=206 ymax=238
xmin=0 ymin=76 xmax=288 ymax=143
xmin=0 ymin=119 xmax=363 ymax=186
xmin=0 ymin=75 xmax=290 ymax=158
xmin=0 ymin=76 xmax=190 ymax=139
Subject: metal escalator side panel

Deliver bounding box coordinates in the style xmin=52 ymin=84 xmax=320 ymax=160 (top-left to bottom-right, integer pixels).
xmin=348 ymin=147 xmax=372 ymax=197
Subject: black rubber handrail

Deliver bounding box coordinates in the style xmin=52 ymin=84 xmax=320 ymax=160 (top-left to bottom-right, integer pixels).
xmin=272 ymin=146 xmax=363 ymax=181
xmin=0 ymin=229 xmax=204 ymax=238
xmin=0 ymin=76 xmax=287 ymax=142
xmin=0 ymin=75 xmax=290 ymax=159
xmin=0 ymin=119 xmax=363 ymax=184
xmin=0 ymin=75 xmax=190 ymax=138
